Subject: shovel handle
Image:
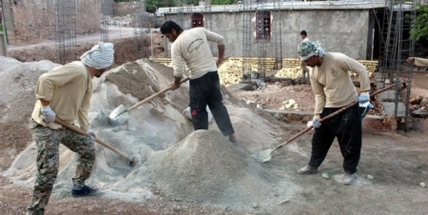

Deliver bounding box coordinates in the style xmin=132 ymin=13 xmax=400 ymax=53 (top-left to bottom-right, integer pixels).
xmin=274 ymin=84 xmax=395 ymax=150
xmin=127 ymin=77 xmax=190 ymax=112
xmin=54 ymin=118 xmax=133 ymax=163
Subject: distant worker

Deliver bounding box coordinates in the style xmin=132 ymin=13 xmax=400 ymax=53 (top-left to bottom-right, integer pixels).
xmin=296 ymin=41 xmax=371 ymax=185
xmin=300 ymin=30 xmax=310 ymax=79
xmin=407 ymin=56 xmax=428 ymax=67
xmin=27 ymin=42 xmax=115 ymax=215
xmin=160 ymin=21 xmax=237 ymax=143
xmin=300 ymin=30 xmax=310 ymax=42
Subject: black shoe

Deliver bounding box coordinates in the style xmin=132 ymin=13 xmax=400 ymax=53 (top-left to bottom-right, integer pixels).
xmin=71 ymin=185 xmax=102 ymax=198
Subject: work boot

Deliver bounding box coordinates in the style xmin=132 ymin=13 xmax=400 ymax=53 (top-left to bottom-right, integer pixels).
xmin=71 ymin=185 xmax=102 ymax=198
xmin=342 ymin=173 xmax=357 ymax=185
xmin=229 ymin=133 xmax=237 ymax=143
xmin=297 ymin=165 xmax=318 ymax=174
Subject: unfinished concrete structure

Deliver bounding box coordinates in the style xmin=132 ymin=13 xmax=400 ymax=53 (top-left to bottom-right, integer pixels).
xmin=158 ymin=0 xmax=386 ymax=60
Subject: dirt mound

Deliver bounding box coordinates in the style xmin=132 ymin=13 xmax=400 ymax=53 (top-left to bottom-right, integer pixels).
xmin=0 ymin=56 xmax=22 ymax=72
xmin=4 ymin=59 xmax=292 ymax=211
xmin=146 ymin=130 xmax=279 ymax=208
xmin=0 ymin=59 xmax=59 ymax=170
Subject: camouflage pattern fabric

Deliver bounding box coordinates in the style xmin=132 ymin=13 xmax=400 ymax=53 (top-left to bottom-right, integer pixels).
xmin=27 ymin=122 xmax=95 ymax=215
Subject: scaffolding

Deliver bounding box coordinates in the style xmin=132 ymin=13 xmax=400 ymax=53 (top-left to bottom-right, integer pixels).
xmin=100 ymin=0 xmax=113 ymax=42
xmin=273 ymin=0 xmax=283 ymax=70
xmin=133 ymin=1 xmax=147 ymax=59
xmin=55 ymin=0 xmax=77 ymax=65
xmin=379 ymin=0 xmax=416 ymax=131
xmin=255 ymin=1 xmax=268 ymax=80
xmin=241 ymin=0 xmax=252 ymax=82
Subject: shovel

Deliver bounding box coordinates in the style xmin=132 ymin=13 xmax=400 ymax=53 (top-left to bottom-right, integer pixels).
xmin=253 ymin=84 xmax=396 ymax=163
xmin=54 ymin=118 xmax=135 ymax=166
xmin=109 ymin=77 xmax=190 ymax=126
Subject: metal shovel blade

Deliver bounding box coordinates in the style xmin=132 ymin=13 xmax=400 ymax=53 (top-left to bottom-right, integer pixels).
xmin=252 ymin=148 xmax=274 ymax=163
xmin=109 ymin=104 xmax=129 ymax=126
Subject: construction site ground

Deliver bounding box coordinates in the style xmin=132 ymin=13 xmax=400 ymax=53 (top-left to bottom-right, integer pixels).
xmin=1 ymin=31 xmax=428 ymax=214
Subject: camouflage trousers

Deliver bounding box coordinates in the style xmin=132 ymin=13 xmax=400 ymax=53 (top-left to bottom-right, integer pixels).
xmin=27 ymin=122 xmax=95 ymax=215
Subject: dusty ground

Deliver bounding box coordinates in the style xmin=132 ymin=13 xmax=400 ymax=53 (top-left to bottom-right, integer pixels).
xmin=2 ymin=70 xmax=428 ymax=214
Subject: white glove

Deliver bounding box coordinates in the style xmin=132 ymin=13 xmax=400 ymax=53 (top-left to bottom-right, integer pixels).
xmin=86 ymin=129 xmax=96 ymax=141
xmin=306 ymin=115 xmax=321 ymax=129
xmin=41 ymin=106 xmax=56 ymax=123
xmin=358 ymin=92 xmax=370 ymax=103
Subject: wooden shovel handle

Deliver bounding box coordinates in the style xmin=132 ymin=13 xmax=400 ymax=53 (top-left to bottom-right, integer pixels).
xmin=127 ymin=77 xmax=190 ymax=112
xmin=54 ymin=118 xmax=133 ymax=162
xmin=274 ymin=84 xmax=396 ymax=150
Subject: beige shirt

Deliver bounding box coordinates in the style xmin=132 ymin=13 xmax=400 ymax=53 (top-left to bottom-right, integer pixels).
xmin=171 ymin=27 xmax=225 ymax=79
xmin=302 ymin=37 xmax=310 ymax=42
xmin=31 ymin=61 xmax=92 ymax=131
xmin=310 ymin=52 xmax=371 ymax=114
xmin=414 ymin=57 xmax=428 ymax=67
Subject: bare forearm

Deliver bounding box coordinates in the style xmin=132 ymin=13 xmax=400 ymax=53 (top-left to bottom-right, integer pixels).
xmin=217 ymin=45 xmax=225 ymax=59
xmin=40 ymin=99 xmax=50 ymax=107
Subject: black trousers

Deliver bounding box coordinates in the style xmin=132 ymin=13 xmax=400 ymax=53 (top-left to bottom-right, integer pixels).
xmin=308 ymin=104 xmax=362 ymax=174
xmin=188 ymin=71 xmax=235 ymax=136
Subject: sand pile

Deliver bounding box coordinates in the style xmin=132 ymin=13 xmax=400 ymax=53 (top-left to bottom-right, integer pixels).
xmin=3 ymin=58 xmax=294 ymax=209
xmin=146 ymin=129 xmax=280 ymax=207
xmin=0 ymin=58 xmax=59 ymax=170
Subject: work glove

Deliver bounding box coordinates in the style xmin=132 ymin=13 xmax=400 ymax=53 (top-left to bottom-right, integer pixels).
xmin=86 ymin=129 xmax=96 ymax=141
xmin=359 ymin=101 xmax=374 ymax=118
xmin=41 ymin=106 xmax=56 ymax=123
xmin=306 ymin=115 xmax=321 ymax=129
xmin=358 ymin=92 xmax=370 ymax=103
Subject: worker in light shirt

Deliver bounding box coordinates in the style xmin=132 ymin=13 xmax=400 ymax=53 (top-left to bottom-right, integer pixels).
xmin=296 ymin=41 xmax=371 ymax=185
xmin=407 ymin=56 xmax=428 ymax=67
xmin=27 ymin=42 xmax=115 ymax=215
xmin=160 ymin=21 xmax=237 ymax=143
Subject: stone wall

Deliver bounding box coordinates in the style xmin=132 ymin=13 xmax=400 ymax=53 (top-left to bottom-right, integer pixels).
xmin=7 ymin=0 xmax=100 ymax=43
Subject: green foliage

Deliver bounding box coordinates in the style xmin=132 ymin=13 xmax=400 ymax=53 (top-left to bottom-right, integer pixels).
xmin=212 ymin=0 xmax=236 ymax=5
xmin=410 ymin=4 xmax=428 ymax=41
xmin=114 ymin=0 xmax=137 ymax=2
xmin=145 ymin=0 xmax=178 ymax=13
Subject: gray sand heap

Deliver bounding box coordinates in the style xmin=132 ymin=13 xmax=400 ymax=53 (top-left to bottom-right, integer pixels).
xmin=3 ymin=58 xmax=296 ymax=209
xmin=146 ymin=129 xmax=280 ymax=207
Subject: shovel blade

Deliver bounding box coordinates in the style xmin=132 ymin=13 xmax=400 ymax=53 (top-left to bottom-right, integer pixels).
xmin=252 ymin=148 xmax=274 ymax=163
xmin=109 ymin=104 xmax=129 ymax=126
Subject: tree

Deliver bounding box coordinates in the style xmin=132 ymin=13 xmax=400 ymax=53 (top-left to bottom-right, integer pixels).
xmin=212 ymin=0 xmax=236 ymax=5
xmin=145 ymin=0 xmax=178 ymax=13
xmin=410 ymin=4 xmax=428 ymax=41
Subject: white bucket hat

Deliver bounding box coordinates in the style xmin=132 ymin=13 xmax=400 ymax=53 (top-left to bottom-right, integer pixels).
xmin=80 ymin=42 xmax=115 ymax=69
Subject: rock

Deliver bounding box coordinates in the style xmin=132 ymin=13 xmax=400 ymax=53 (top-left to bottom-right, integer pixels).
xmin=420 ymin=98 xmax=428 ymax=106
xmin=367 ymin=175 xmax=374 ymax=180
xmin=252 ymin=203 xmax=259 ymax=208
xmin=420 ymin=182 xmax=426 ymax=188
xmin=412 ymin=109 xmax=428 ymax=118
xmin=321 ymin=173 xmax=330 ymax=179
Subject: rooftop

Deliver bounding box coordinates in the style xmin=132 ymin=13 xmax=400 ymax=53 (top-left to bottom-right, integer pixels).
xmin=157 ymin=0 xmax=388 ymax=16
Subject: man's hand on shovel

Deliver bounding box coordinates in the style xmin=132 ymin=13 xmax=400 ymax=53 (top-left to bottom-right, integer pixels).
xmin=170 ymin=76 xmax=183 ymax=90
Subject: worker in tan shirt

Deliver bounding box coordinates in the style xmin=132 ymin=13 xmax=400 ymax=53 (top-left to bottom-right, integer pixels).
xmin=160 ymin=21 xmax=236 ymax=142
xmin=407 ymin=56 xmax=428 ymax=67
xmin=27 ymin=42 xmax=114 ymax=215
xmin=300 ymin=30 xmax=310 ymax=79
xmin=296 ymin=41 xmax=371 ymax=185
